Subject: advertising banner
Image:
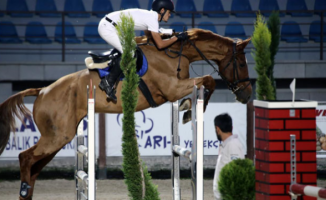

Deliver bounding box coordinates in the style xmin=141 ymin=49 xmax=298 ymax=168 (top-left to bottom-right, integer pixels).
xmin=0 ymin=103 xmax=247 ymax=160
xmin=2 ymin=102 xmax=325 ymax=160
xmin=317 ymin=104 xmax=326 ymax=158
xmin=0 ymin=104 xmax=93 ymax=160
xmin=106 ymin=102 xmax=247 ymax=156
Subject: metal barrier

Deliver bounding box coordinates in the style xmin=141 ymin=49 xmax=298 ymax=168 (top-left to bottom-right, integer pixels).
xmin=289 ymin=134 xmax=326 ymax=200
xmin=172 ymin=85 xmax=204 ymax=200
xmin=75 ymin=84 xmax=96 ymax=200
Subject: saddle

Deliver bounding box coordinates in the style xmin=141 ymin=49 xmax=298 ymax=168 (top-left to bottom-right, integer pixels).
xmin=84 ymin=47 xmax=157 ymax=107
xmin=85 ymin=47 xmax=146 ymax=78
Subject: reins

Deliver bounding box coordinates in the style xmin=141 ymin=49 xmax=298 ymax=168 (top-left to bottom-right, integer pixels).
xmin=137 ymin=34 xmax=251 ymax=93
xmin=138 ymin=37 xmax=188 ymax=59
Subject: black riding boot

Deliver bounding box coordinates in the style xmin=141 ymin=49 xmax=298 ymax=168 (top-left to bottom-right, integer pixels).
xmin=99 ymin=56 xmax=122 ymax=102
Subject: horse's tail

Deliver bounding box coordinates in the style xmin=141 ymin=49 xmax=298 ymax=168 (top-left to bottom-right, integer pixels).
xmin=0 ymin=88 xmax=41 ymax=155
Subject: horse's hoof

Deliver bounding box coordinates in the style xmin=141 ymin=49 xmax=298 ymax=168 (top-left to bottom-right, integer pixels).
xmin=19 ymin=197 xmax=32 ymax=200
xmin=182 ymin=110 xmax=192 ymax=124
xmin=204 ymin=89 xmax=210 ymax=101
xmin=179 ymin=98 xmax=191 ymax=111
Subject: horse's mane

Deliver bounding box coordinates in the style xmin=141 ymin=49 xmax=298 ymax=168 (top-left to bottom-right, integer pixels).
xmin=187 ymin=28 xmax=236 ymax=44
xmin=135 ymin=28 xmax=240 ymax=48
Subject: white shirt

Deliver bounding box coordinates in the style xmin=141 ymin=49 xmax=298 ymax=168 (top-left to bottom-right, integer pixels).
xmin=106 ymin=9 xmax=159 ymax=32
xmin=213 ymin=134 xmax=245 ymax=200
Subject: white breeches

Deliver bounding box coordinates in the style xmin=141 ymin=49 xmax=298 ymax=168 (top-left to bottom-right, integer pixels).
xmin=98 ymin=18 xmax=123 ymax=53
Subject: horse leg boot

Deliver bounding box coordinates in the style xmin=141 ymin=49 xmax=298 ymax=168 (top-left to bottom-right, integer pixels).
xmin=18 ymin=142 xmax=50 ymax=200
xmin=99 ymin=55 xmax=122 ymax=102
xmin=18 ymin=146 xmax=37 ymax=200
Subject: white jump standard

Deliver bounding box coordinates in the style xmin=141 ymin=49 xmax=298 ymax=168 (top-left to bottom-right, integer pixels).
xmin=75 ymin=84 xmax=96 ymax=200
xmin=172 ymin=85 xmax=204 ymax=200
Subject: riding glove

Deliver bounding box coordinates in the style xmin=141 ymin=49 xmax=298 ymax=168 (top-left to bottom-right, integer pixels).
xmin=176 ymin=32 xmax=188 ymax=41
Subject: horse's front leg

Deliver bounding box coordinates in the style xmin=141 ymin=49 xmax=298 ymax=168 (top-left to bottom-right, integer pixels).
xmin=169 ymin=75 xmax=215 ymax=123
xmin=173 ymin=75 xmax=215 ymax=106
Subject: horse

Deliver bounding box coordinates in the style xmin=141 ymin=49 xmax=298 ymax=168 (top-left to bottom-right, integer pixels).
xmin=0 ymin=28 xmax=252 ymax=200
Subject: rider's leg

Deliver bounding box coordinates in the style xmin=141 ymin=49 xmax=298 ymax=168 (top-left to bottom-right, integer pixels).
xmin=98 ymin=17 xmax=123 ymax=53
xmin=99 ymin=56 xmax=122 ymax=101
xmin=98 ymin=18 xmax=124 ymax=101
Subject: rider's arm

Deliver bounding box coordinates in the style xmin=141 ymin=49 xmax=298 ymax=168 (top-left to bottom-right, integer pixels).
xmin=151 ymin=31 xmax=178 ymax=49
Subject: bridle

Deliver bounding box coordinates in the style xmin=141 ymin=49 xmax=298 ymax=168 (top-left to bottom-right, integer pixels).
xmin=175 ymin=38 xmax=251 ymax=94
xmin=138 ymin=34 xmax=251 ymax=94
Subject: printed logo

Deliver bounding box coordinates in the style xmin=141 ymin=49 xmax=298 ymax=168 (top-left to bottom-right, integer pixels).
xmin=117 ymin=111 xmax=158 ymax=148
xmin=230 ymin=155 xmax=240 ymax=160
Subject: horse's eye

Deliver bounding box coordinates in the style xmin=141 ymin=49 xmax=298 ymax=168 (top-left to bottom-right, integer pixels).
xmin=240 ymin=63 xmax=246 ymax=68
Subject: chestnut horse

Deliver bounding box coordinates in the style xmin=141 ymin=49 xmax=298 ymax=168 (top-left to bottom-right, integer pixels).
xmin=0 ymin=29 xmax=252 ymax=200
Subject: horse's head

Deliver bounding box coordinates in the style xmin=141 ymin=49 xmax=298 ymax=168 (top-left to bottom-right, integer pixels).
xmin=217 ymin=38 xmax=252 ymax=103
xmin=187 ymin=29 xmax=252 ymax=103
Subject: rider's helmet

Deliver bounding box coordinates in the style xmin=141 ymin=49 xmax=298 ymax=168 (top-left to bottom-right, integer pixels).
xmin=152 ymin=0 xmax=175 ymax=13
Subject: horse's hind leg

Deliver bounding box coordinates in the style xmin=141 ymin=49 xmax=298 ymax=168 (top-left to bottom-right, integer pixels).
xmin=19 ymin=145 xmax=38 ymax=200
xmin=18 ymin=106 xmax=85 ymax=200
xmin=18 ymin=109 xmax=80 ymax=200
xmin=19 ymin=144 xmax=59 ymax=200
xmin=18 ymin=136 xmax=65 ymax=200
xmin=29 ymin=150 xmax=59 ymax=199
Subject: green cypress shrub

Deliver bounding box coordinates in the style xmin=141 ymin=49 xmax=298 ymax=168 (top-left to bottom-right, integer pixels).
xmin=267 ymin=11 xmax=280 ymax=100
xmin=218 ymin=159 xmax=255 ymax=200
xmin=117 ymin=13 xmax=160 ymax=200
xmin=251 ymin=13 xmax=275 ymax=100
xmin=143 ymin=163 xmax=160 ymax=200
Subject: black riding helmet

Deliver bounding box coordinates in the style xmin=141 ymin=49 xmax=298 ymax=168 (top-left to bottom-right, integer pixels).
xmin=152 ymin=0 xmax=175 ymax=21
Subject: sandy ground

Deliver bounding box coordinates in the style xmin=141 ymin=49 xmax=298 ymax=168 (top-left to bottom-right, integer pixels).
xmin=2 ymin=179 xmax=326 ymax=200
xmin=0 ymin=179 xmax=214 ymax=200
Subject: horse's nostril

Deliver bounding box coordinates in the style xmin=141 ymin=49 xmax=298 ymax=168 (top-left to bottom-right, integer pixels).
xmin=247 ymin=96 xmax=251 ymax=100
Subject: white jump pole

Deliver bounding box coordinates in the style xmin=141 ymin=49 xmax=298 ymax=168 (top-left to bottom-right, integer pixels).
xmin=191 ymin=85 xmax=204 ymax=200
xmin=76 ymin=82 xmax=96 ymax=200
xmin=87 ymin=83 xmax=96 ymax=200
xmin=172 ymin=100 xmax=181 ymax=200
xmin=290 ymin=184 xmax=326 ymax=200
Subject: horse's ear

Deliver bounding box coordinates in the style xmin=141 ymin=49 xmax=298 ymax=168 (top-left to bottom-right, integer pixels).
xmin=238 ymin=37 xmax=251 ymax=50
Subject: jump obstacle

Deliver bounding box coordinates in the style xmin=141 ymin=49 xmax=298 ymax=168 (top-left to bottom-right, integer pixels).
xmin=290 ymin=134 xmax=326 ymax=200
xmin=172 ymin=85 xmax=204 ymax=200
xmin=254 ymin=100 xmax=318 ymax=199
xmin=75 ymin=84 xmax=96 ymax=200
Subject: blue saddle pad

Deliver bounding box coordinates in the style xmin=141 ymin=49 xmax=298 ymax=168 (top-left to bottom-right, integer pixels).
xmin=98 ymin=54 xmax=148 ymax=79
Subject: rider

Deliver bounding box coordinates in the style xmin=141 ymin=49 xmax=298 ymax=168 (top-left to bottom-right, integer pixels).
xmin=98 ymin=0 xmax=188 ymax=102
